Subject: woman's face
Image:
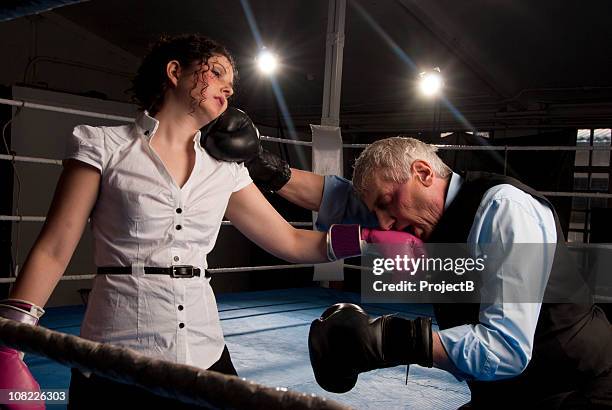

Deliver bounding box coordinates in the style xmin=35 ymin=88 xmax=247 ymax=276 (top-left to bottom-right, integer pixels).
xmin=176 ymin=54 xmax=235 ymax=125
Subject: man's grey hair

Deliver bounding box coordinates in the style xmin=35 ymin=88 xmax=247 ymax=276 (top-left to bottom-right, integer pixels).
xmin=352 ymin=136 xmax=452 ymax=198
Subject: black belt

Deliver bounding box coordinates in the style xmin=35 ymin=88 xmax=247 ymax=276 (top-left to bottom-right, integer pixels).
xmin=97 ymin=266 xmax=209 ymax=278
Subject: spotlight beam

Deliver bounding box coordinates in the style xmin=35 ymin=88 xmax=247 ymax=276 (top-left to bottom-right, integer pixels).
xmin=350 ymin=0 xmax=417 ymax=71
xmin=350 ymin=0 xmax=476 ymax=132
xmin=239 ymin=0 xmax=306 ymax=165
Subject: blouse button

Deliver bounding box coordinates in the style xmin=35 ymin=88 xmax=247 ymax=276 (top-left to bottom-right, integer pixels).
xmin=176 ymin=208 xmax=183 ymax=214
xmin=176 ymin=225 xmax=182 ymax=230
xmin=179 ymin=323 xmax=185 ymax=329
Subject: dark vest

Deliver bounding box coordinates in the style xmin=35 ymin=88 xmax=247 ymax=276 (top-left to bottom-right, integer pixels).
xmin=429 ymin=172 xmax=612 ymax=407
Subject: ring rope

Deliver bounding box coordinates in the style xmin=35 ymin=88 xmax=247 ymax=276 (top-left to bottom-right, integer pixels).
xmin=0 ymin=98 xmax=134 ymax=123
xmin=209 ymin=264 xmax=314 ymax=274
xmin=3 ymin=184 xmax=612 ymax=226
xmin=0 ymin=153 xmax=62 ymax=165
xmin=261 ymin=136 xmax=313 ymax=146
xmin=343 ymin=264 xmax=372 ymax=272
xmin=535 ymin=191 xmax=612 ymax=198
xmin=0 ymin=263 xmax=366 ymax=284
xmin=0 ymin=317 xmax=351 ymax=410
xmin=213 ymin=136 xmax=612 ymax=151
xmin=0 ymin=264 xmax=318 ymax=284
xmin=1 ymin=98 xmax=610 ymax=151
xmin=0 ymin=275 xmax=96 ymax=284
xmin=0 ymin=144 xmax=609 ymax=168
xmin=0 ymin=215 xmax=47 ymax=222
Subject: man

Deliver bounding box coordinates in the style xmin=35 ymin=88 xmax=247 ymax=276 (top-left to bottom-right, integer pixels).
xmin=248 ymin=136 xmax=612 ymax=409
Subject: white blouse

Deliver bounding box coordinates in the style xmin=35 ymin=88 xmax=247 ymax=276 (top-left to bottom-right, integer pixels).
xmin=65 ymin=111 xmax=252 ymax=368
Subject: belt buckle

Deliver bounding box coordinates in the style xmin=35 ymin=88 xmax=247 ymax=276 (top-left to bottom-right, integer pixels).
xmin=171 ymin=265 xmax=194 ymax=278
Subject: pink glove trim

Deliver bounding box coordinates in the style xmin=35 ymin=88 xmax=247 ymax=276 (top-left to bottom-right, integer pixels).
xmin=0 ymin=300 xmax=44 ymax=326
xmin=327 ymin=224 xmax=363 ymax=261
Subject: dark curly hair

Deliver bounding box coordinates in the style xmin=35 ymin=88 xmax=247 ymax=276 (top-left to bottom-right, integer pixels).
xmin=131 ymin=34 xmax=237 ymax=115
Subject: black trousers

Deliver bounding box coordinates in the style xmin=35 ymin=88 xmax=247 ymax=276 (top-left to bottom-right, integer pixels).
xmin=67 ymin=345 xmax=237 ymax=409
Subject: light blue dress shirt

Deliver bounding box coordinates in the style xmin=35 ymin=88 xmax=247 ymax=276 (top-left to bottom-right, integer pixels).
xmin=316 ymin=173 xmax=557 ymax=381
xmin=315 ymin=175 xmax=379 ymax=231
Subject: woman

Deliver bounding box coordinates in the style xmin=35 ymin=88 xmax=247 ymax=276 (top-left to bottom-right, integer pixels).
xmin=0 ymin=34 xmax=336 ymax=408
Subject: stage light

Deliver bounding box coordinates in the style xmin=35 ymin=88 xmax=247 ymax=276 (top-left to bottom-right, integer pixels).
xmin=256 ymin=49 xmax=278 ymax=75
xmin=418 ymin=67 xmax=443 ymax=97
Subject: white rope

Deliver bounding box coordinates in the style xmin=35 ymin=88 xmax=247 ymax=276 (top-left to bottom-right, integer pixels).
xmin=431 ymin=144 xmax=612 ymax=152
xmin=344 ymin=264 xmax=372 ymax=272
xmin=208 ymin=264 xmax=314 ymax=273
xmin=0 ymin=215 xmax=47 ymax=222
xmin=262 ymin=138 xmax=612 ymax=151
xmin=565 ymin=243 xmax=612 ymax=250
xmin=343 ymin=143 xmax=612 ymax=151
xmin=540 ymin=191 xmax=612 ymax=198
xmin=0 ymin=143 xmax=608 ymax=170
xmin=0 ymin=264 xmax=316 ymax=284
xmin=3 ymin=98 xmax=610 ymax=152
xmin=0 ymin=98 xmax=134 ymax=123
xmin=260 ymin=136 xmax=313 ymax=146
xmin=0 ymin=153 xmax=62 ymax=165
xmin=0 ymin=275 xmax=95 ymax=284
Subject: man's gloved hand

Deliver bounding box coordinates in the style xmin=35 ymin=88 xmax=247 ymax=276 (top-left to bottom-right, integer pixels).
xmin=326 ymin=225 xmax=424 ymax=261
xmin=200 ymin=107 xmax=291 ymax=192
xmin=0 ymin=300 xmax=45 ymax=409
xmin=201 ymin=107 xmax=261 ymax=163
xmin=308 ymin=303 xmax=433 ymax=393
xmin=245 ymin=147 xmax=291 ymax=193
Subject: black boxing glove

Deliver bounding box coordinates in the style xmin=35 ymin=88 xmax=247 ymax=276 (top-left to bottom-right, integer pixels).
xmin=245 ymin=147 xmax=291 ymax=193
xmin=201 ymin=107 xmax=261 ymax=163
xmin=308 ymin=303 xmax=433 ymax=393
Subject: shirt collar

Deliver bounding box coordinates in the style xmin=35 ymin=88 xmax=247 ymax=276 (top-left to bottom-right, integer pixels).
xmin=193 ymin=129 xmax=203 ymax=149
xmin=135 ymin=111 xmax=159 ymax=141
xmin=444 ymin=172 xmax=463 ymax=210
xmin=135 ymin=111 xmax=203 ymax=148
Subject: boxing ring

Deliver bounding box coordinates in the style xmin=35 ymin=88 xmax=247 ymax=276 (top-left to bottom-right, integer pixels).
xmin=18 ymin=288 xmax=469 ymax=410
xmin=2 ymin=92 xmax=612 ymax=408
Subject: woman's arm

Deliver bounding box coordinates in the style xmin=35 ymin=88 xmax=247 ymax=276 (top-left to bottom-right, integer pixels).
xmin=9 ymin=160 xmax=101 ymax=306
xmin=225 ymin=183 xmax=328 ymax=263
